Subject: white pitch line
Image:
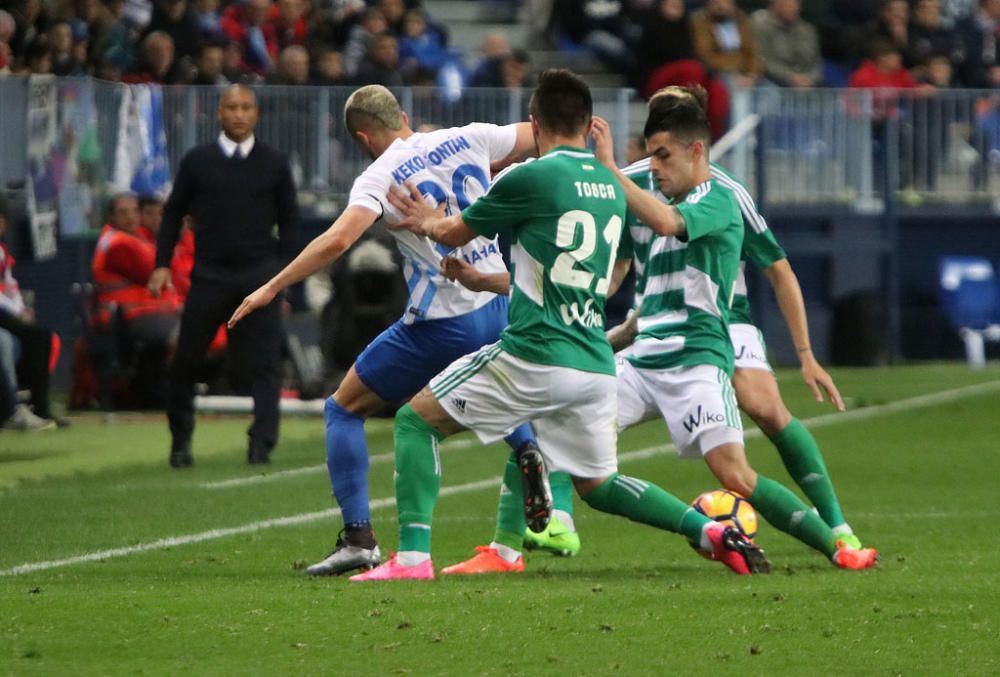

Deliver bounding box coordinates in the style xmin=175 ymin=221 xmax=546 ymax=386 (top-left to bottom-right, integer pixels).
xmin=3 ymin=380 xmax=997 ymax=577
xmin=199 ymin=437 xmax=482 ymax=490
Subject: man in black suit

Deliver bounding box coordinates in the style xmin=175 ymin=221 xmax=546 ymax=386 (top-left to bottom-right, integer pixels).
xmin=150 ymin=84 xmax=299 ymax=468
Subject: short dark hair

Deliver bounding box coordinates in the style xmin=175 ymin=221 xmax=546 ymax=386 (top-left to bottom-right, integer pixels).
xmin=528 ymin=69 xmax=592 ymax=138
xmin=139 ymin=195 xmax=162 ymax=209
xmin=643 ymin=98 xmax=711 ymax=146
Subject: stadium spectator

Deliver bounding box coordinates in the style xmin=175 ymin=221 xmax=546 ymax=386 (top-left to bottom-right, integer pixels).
xmin=550 ymin=0 xmax=638 ymax=75
xmin=0 ymin=10 xmax=14 ymax=71
xmin=48 ymin=19 xmax=87 ymax=75
xmin=23 ymin=38 xmax=53 ymax=74
xmin=467 ymin=32 xmax=511 ymax=84
xmin=190 ymin=39 xmax=229 ymax=84
xmin=191 ymin=0 xmax=224 ymax=40
xmin=121 ymin=29 xmax=186 ymax=83
xmin=910 ymin=0 xmax=966 ymax=71
xmin=866 ymin=0 xmax=919 ymax=68
xmin=137 ymin=194 xmax=164 ymax=242
xmin=469 ymin=48 xmax=531 ymax=89
xmin=145 ymin=0 xmax=201 ymax=62
xmin=377 ymin=0 xmax=406 ymax=36
xmin=0 ymin=328 xmax=53 ymax=431
xmin=342 ymin=8 xmax=387 ymax=79
xmin=353 ymin=32 xmax=404 ymax=86
xmin=751 ymin=0 xmax=822 ymax=88
xmin=222 ymin=39 xmax=259 ymax=83
xmin=691 ymin=0 xmax=762 ymax=89
xmin=266 ymin=43 xmax=309 ymax=84
xmin=307 ymin=0 xmax=365 ymax=50
xmin=266 ymin=0 xmax=309 ymax=51
xmin=941 ymin=0 xmax=979 ymax=26
xmin=97 ymin=0 xmax=141 ymax=75
xmin=221 ymin=0 xmax=278 ymax=74
xmin=121 ymin=0 xmax=154 ymax=32
xmin=8 ymin=0 xmax=45 ymax=60
xmin=310 ymin=47 xmax=347 ymax=85
xmin=398 ymin=10 xmax=446 ymax=79
xmin=149 ymin=85 xmax=299 ymax=468
xmin=954 ymin=0 xmax=1000 ymax=88
xmin=0 ymin=197 xmax=64 ymax=428
xmin=92 ymin=194 xmax=181 ymax=363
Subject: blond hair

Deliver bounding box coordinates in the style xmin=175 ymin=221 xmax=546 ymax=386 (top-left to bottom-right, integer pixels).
xmin=344 ymin=85 xmax=404 ymax=136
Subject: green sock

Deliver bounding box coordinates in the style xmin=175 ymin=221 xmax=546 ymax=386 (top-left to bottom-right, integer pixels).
xmin=770 ymin=418 xmax=846 ymax=528
xmin=492 ymin=452 xmax=526 ymax=551
xmin=582 ymin=473 xmax=709 ymax=544
xmin=550 ymin=471 xmax=574 ymax=515
xmin=394 ymin=404 xmax=445 ymax=554
xmin=750 ymin=475 xmax=837 ymax=556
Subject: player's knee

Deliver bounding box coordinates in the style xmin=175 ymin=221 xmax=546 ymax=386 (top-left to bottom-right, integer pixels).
xmin=746 ymin=400 xmax=792 ymax=436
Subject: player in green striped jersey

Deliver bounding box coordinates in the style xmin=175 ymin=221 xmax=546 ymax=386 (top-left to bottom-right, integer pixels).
xmin=349 ymin=69 xmax=768 ymax=582
xmin=589 ymin=93 xmax=876 ymax=569
xmin=617 ymin=86 xmax=863 ymax=550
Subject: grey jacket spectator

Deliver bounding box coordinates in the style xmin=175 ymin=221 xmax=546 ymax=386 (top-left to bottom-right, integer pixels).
xmin=751 ymin=0 xmax=821 ymax=87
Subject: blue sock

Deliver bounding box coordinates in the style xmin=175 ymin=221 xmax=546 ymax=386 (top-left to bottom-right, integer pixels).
xmin=503 ymin=423 xmax=536 ymax=452
xmin=324 ymin=398 xmax=370 ymax=528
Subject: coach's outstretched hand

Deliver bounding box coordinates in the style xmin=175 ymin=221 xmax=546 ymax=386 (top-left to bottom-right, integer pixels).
xmin=387 ymin=181 xmax=446 ymax=236
xmin=228 ymin=284 xmax=278 ymax=329
xmin=590 ymin=116 xmax=615 ymax=168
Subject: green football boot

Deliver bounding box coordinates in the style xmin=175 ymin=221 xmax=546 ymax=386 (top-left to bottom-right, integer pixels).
xmin=522 ymin=515 xmax=580 ymax=557
xmin=834 ymin=533 xmax=863 ymax=550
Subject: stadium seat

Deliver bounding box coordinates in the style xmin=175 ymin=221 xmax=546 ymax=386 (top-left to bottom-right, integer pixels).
xmin=937 ymin=256 xmax=1000 ymax=368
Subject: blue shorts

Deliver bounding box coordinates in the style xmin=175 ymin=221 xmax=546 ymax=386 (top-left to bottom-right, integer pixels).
xmin=354 ymin=295 xmax=509 ymax=403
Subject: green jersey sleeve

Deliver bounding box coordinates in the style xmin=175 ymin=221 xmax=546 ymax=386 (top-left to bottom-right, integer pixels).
xmin=743 ymin=222 xmax=786 ymax=270
xmin=461 ymin=162 xmax=535 ymax=239
xmin=675 ymin=181 xmax=740 ymax=242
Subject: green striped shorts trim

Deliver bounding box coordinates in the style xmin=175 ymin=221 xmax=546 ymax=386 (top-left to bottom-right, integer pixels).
xmin=717 ymin=367 xmax=740 ymax=429
xmin=430 ymin=343 xmax=503 ymax=400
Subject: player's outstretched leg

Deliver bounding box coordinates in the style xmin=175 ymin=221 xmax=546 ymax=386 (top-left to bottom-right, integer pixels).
xmin=579 ymin=472 xmax=770 ymax=575
xmin=306 ymin=397 xmax=378 ymax=576
xmin=351 ymin=403 xmax=442 ymax=582
xmin=735 ymin=369 xmax=863 ymax=549
xmin=767 ymin=419 xmax=862 ymax=548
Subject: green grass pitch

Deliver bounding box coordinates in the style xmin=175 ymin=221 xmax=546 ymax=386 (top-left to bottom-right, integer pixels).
xmin=2 ymin=363 xmax=998 ymax=674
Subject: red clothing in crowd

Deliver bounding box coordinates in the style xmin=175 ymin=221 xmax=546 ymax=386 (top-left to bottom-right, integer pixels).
xmin=847 ymin=60 xmax=922 ymax=119
xmin=221 ymin=4 xmax=280 ymax=73
xmin=91 ymin=224 xmax=180 ymax=328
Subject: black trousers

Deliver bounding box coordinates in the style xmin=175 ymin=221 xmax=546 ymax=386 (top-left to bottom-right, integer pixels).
xmin=0 ymin=311 xmax=52 ymax=418
xmin=167 ymin=270 xmax=283 ymax=452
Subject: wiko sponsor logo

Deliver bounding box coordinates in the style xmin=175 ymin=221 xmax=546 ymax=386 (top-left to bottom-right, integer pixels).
xmin=735 ymin=344 xmax=766 ymax=362
xmin=560 ymin=299 xmax=603 ymax=328
xmin=682 ymin=405 xmax=725 ymax=432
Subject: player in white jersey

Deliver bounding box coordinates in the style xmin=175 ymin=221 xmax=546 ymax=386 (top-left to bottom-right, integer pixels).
xmin=228 ymin=85 xmax=540 ymax=576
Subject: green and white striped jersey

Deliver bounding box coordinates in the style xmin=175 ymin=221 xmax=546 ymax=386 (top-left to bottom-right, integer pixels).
xmin=462 ymin=145 xmax=626 ymax=376
xmin=619 ymin=159 xmax=744 ymax=373
xmin=709 ymin=163 xmax=786 ymax=325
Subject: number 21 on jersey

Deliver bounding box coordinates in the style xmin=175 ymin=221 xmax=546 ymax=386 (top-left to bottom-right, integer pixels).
xmin=550 ymin=210 xmax=623 ymax=296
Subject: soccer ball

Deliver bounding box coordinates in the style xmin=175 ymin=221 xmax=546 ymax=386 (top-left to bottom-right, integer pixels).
xmin=691 ymin=489 xmax=758 ymax=541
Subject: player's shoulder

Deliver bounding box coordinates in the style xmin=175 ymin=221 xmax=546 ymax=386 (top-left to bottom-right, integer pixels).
xmin=492 ymin=156 xmax=538 ymax=185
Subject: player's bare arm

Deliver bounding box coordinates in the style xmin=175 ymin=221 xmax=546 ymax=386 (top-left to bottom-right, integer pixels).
xmin=491 ymin=122 xmax=537 ymax=173
xmin=590 ymin=116 xmax=686 ymax=238
xmin=606 ymin=309 xmax=639 ymax=352
xmin=387 ymin=181 xmax=478 ymax=247
xmin=440 ymin=257 xmax=511 ymax=295
xmin=228 ymin=205 xmax=376 ymax=328
xmin=764 ymin=258 xmax=845 ymax=411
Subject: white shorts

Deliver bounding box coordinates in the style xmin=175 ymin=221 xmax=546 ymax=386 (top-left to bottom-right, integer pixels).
xmin=617 ymin=361 xmax=743 ymax=458
xmin=730 ymin=323 xmax=772 ymax=372
xmin=431 ymin=342 xmax=619 ymax=478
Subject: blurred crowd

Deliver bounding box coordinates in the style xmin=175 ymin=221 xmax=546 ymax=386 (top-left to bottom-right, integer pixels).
xmin=0 ymin=0 xmax=533 ymax=89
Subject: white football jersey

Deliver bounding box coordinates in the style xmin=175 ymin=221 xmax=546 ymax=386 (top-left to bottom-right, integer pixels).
xmin=348 ymin=123 xmax=517 ymax=324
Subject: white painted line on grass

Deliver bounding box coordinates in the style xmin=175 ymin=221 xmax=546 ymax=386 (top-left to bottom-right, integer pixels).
xmin=3 ymin=380 xmax=997 ymax=577
xmin=0 ymin=478 xmax=501 ymax=577
xmin=200 ymin=437 xmax=481 ymax=490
